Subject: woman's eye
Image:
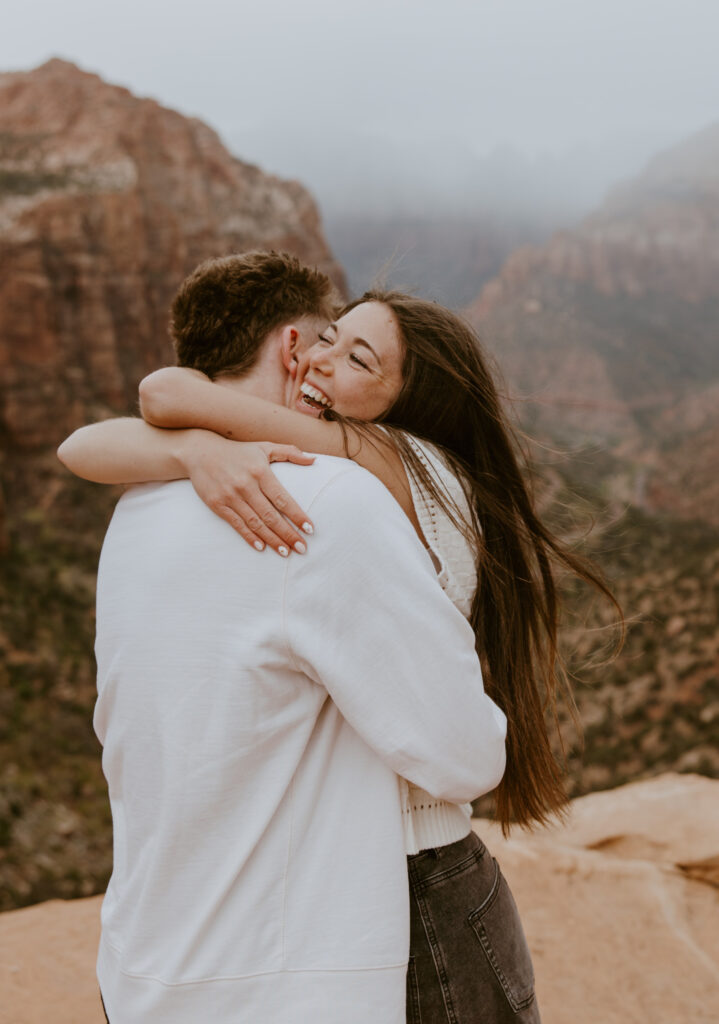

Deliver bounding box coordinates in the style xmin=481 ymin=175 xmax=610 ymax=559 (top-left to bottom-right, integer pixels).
xmin=317 ymin=334 xmax=333 ymax=345
xmin=350 ymin=353 xmax=369 ymax=369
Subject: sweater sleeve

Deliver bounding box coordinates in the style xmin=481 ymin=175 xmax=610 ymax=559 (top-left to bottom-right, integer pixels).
xmin=283 ymin=465 xmax=506 ymax=805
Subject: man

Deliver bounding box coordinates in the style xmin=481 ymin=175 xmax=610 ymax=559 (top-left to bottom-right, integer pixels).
xmin=60 ymin=251 xmax=507 ymax=1023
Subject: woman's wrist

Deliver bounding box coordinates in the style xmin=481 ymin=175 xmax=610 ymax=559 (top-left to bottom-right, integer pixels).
xmin=172 ymin=428 xmax=217 ymax=476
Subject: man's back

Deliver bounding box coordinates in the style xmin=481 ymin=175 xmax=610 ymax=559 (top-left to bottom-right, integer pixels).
xmin=95 ymin=456 xmax=506 ymax=1023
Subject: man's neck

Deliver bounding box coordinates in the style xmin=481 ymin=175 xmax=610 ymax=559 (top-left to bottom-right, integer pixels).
xmin=214 ymin=371 xmax=282 ymax=405
xmin=213 ymin=345 xmax=289 ymax=406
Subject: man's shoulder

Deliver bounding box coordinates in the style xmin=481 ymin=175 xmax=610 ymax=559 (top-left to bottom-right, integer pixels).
xmin=272 ymin=454 xmax=398 ymax=511
xmin=113 ymin=479 xmax=198 ymax=513
xmin=108 ymin=460 xmax=402 ymax=544
xmin=108 ymin=481 xmax=222 ymax=539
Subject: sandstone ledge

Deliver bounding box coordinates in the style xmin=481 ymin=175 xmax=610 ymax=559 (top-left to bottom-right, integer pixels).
xmin=1 ymin=773 xmax=717 ymax=1023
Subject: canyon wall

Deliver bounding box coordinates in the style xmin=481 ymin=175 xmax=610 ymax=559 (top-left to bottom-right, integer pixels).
xmin=0 ymin=58 xmax=344 ymax=455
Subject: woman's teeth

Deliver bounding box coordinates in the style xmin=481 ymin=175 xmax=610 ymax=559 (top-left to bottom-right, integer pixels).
xmin=300 ymin=382 xmax=331 ymax=408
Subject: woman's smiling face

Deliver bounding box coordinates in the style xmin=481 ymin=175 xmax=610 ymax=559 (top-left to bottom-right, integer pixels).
xmin=292 ymin=302 xmax=405 ymax=421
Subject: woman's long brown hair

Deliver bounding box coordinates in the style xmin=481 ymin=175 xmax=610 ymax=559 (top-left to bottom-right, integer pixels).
xmin=340 ymin=290 xmax=622 ymax=834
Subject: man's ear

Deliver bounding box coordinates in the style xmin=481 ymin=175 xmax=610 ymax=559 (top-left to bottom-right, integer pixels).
xmin=280 ymin=325 xmax=300 ymax=379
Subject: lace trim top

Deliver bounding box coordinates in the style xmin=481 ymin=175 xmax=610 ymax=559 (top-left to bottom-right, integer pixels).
xmin=399 ymin=435 xmax=480 ymax=854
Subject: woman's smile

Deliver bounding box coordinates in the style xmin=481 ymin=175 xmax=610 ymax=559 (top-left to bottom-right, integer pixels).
xmin=298 ymin=378 xmax=333 ymax=415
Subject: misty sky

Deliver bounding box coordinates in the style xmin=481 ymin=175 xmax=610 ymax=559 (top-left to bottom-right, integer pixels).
xmin=3 ymin=0 xmax=719 ymax=217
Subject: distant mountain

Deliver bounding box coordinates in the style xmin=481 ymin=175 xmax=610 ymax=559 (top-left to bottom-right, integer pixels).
xmin=324 ymin=213 xmax=552 ymax=308
xmin=237 ymin=125 xmax=659 ymax=308
xmin=467 ymin=121 xmax=719 ymax=446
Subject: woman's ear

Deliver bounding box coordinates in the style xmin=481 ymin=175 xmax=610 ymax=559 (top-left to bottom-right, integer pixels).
xmin=280 ymin=326 xmax=300 ymax=379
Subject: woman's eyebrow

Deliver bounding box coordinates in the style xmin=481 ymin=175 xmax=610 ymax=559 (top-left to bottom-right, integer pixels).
xmin=330 ymin=322 xmax=382 ymax=365
xmin=354 ymin=337 xmax=381 ymax=365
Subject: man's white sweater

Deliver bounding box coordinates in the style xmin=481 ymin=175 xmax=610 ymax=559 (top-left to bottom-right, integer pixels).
xmin=94 ymin=456 xmax=506 ymax=1023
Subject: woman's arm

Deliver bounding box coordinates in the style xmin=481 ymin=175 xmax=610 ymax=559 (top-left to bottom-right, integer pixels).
xmin=58 ymin=418 xmax=191 ymax=484
xmin=139 ymin=368 xmax=415 ymax=519
xmin=57 ymin=419 xmax=317 ymax=555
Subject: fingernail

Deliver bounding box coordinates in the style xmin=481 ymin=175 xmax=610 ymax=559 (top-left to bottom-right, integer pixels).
xmin=302 ymin=522 xmax=314 ymax=535
xmin=254 ymin=541 xmax=265 ymax=551
xmin=294 ymin=541 xmax=306 ymax=554
xmin=278 ymin=546 xmax=290 ymax=557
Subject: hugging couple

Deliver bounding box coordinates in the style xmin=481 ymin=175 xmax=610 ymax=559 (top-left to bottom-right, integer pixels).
xmin=58 ymin=249 xmax=582 ymax=1023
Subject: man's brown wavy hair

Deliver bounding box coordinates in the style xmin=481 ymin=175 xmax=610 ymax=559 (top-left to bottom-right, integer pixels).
xmin=170 ymin=251 xmax=337 ymax=378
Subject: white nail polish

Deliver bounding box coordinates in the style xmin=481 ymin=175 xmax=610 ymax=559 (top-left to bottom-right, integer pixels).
xmin=294 ymin=541 xmax=306 ymax=554
xmin=302 ymin=522 xmax=314 ymax=535
xmin=254 ymin=541 xmax=264 ymax=551
xmin=278 ymin=546 xmax=290 ymax=557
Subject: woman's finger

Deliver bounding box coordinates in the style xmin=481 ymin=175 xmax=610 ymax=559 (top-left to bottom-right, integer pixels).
xmin=259 ymin=467 xmax=314 ymax=536
xmin=284 ymin=449 xmax=315 ymax=466
xmin=233 ymin=495 xmax=308 ymax=556
xmin=215 ymin=504 xmax=266 ymax=552
xmin=262 ymin=443 xmax=316 ymax=467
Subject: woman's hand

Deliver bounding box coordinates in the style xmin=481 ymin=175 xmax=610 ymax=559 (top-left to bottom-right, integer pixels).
xmin=181 ymin=433 xmax=315 ymax=556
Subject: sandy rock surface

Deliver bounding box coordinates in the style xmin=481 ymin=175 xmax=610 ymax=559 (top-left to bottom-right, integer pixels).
xmin=0 ymin=895 xmax=102 ymax=1024
xmin=1 ymin=773 xmax=717 ymax=1023
xmin=475 ymin=773 xmax=719 ymax=1024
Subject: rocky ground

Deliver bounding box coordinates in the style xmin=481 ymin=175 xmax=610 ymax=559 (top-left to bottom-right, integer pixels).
xmin=1 ymin=773 xmax=717 ymax=1024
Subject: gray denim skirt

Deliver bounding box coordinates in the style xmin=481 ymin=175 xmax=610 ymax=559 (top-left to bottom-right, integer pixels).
xmin=407 ymin=830 xmax=540 ymax=1023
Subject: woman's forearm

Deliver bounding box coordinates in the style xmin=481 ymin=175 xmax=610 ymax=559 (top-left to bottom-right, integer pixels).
xmin=58 ymin=419 xmax=320 ymax=554
xmin=57 ymin=418 xmax=193 ymax=484
xmin=138 ymin=368 xmax=415 ymax=518
xmin=139 ymin=367 xmax=349 ymax=450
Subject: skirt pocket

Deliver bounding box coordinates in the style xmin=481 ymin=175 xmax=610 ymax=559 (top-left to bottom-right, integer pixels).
xmin=468 ymin=858 xmax=536 ymax=1013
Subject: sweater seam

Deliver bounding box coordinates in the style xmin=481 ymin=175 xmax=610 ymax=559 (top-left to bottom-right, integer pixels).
xmin=281 ymin=464 xmax=364 ymax=673
xmin=101 ymin=944 xmax=407 ymax=987
xmin=280 ymin=773 xmax=295 ymax=969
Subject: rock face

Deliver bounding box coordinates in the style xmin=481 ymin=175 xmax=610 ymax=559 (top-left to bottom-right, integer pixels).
xmin=467 ymin=121 xmax=719 ymax=451
xmin=0 ymin=58 xmax=345 ymax=453
xmin=1 ymin=774 xmax=717 ymax=1024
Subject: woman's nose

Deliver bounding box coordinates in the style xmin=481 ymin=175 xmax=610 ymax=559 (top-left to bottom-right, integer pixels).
xmin=308 ymin=346 xmax=332 ymax=375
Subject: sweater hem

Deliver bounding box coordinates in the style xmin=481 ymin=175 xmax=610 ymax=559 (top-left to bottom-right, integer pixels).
xmin=98 ymin=934 xmax=407 ymax=1023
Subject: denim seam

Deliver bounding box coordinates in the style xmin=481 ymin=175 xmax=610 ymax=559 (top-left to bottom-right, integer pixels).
xmin=406 ymin=955 xmax=423 ymax=1024
xmin=468 ymin=861 xmax=536 ymax=1012
xmin=409 ymin=859 xmax=458 ymax=1024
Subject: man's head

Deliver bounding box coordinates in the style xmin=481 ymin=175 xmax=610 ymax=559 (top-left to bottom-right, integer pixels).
xmin=170 ymin=251 xmax=338 ymax=379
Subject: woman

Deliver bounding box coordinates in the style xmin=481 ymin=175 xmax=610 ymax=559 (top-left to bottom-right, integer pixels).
xmin=60 ymin=290 xmax=618 ymax=1023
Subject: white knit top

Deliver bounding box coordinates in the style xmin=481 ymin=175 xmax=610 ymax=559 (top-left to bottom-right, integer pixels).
xmin=400 ymin=436 xmax=480 ymax=854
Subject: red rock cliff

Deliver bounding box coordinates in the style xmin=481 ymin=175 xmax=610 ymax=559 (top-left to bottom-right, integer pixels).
xmin=0 ymin=59 xmax=345 ymax=453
